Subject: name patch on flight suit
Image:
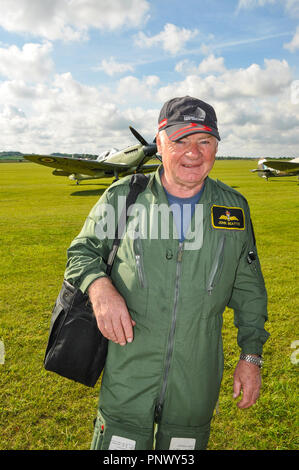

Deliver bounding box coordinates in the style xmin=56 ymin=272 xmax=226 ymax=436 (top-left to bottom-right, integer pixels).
xmin=211 ymin=205 xmax=245 ymax=230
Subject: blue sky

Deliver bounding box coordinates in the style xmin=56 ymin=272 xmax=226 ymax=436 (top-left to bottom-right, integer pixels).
xmin=0 ymin=0 xmax=298 ymax=157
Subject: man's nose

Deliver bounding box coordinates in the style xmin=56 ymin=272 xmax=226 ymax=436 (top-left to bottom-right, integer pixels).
xmin=185 ymin=142 xmax=202 ymax=157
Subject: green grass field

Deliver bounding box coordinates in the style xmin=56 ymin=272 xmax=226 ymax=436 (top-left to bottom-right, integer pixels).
xmin=0 ymin=160 xmax=298 ymax=450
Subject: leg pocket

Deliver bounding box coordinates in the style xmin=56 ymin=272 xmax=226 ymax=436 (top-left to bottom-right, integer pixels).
xmin=90 ymin=411 xmax=105 ymax=450
xmin=155 ymin=420 xmax=211 ymax=450
xmin=91 ymin=409 xmax=155 ymax=450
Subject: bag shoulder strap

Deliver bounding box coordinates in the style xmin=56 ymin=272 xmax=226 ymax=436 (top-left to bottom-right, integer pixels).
xmin=106 ymin=173 xmax=149 ymax=275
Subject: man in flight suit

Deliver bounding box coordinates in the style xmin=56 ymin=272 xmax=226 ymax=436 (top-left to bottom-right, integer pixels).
xmin=65 ymin=96 xmax=269 ymax=450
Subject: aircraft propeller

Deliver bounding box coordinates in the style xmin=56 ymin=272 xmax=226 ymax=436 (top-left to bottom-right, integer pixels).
xmin=129 ymin=126 xmax=160 ymax=170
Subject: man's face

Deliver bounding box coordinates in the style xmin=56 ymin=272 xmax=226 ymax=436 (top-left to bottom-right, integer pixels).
xmin=156 ymin=131 xmax=218 ymax=195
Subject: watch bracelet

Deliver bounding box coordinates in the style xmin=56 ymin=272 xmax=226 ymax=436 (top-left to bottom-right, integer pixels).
xmin=239 ymin=353 xmax=263 ymax=368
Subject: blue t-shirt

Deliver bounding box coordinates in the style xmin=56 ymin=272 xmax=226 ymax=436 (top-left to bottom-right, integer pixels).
xmin=164 ymin=184 xmax=205 ymax=242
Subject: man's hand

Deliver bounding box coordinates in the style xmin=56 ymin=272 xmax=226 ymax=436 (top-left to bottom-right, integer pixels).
xmin=233 ymin=359 xmax=261 ymax=409
xmin=88 ymin=277 xmax=136 ymax=346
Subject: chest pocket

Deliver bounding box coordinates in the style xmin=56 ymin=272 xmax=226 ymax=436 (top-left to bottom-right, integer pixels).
xmin=202 ymin=232 xmax=242 ymax=317
xmin=206 ymin=235 xmax=226 ymax=295
xmin=112 ymin=235 xmax=149 ymax=318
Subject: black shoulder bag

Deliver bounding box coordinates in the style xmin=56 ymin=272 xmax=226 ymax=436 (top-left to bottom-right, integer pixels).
xmin=44 ymin=173 xmax=149 ymax=387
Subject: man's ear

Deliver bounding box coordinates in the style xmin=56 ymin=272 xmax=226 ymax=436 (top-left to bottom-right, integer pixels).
xmin=155 ymin=133 xmax=162 ymax=155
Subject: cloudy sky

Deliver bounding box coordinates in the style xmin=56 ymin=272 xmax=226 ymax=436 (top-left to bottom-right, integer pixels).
xmin=0 ymin=0 xmax=298 ymax=157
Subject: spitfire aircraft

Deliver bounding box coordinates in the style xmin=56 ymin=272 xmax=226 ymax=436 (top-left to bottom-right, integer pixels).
xmin=24 ymin=127 xmax=160 ymax=184
xmin=251 ymin=157 xmax=299 ymax=180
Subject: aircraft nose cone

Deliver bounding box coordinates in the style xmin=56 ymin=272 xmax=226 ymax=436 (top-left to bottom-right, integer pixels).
xmin=143 ymin=144 xmax=157 ymax=157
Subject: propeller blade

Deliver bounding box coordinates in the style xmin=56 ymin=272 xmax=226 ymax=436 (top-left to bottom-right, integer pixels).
xmin=129 ymin=126 xmax=149 ymax=146
xmin=129 ymin=126 xmax=159 ymax=171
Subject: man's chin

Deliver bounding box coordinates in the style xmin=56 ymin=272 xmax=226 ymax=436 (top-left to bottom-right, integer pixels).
xmin=177 ymin=170 xmax=205 ymax=185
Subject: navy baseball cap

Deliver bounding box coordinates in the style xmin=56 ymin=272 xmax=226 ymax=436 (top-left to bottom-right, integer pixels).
xmin=158 ymin=96 xmax=221 ymax=141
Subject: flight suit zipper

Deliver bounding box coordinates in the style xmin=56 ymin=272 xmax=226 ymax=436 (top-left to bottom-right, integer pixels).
xmin=155 ymin=242 xmax=184 ymax=422
xmin=207 ymin=235 xmax=226 ymax=295
xmin=133 ymin=237 xmax=146 ymax=288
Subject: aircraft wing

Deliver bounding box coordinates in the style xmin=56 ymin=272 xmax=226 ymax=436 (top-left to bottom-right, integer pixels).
xmin=24 ymin=154 xmax=137 ymax=177
xmin=264 ymin=160 xmax=299 ymax=172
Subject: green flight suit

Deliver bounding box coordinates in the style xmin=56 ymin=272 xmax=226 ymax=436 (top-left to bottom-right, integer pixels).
xmin=64 ymin=168 xmax=269 ymax=450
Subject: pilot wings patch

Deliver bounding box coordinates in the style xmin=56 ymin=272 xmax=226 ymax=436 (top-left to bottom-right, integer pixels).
xmin=211 ymin=205 xmax=245 ymax=230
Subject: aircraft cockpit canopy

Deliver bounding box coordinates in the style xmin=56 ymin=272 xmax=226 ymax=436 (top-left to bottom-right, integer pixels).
xmin=97 ymin=148 xmax=119 ymax=162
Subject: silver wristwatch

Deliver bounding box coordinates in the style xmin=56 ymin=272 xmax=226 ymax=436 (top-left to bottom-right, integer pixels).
xmin=240 ymin=353 xmax=263 ymax=368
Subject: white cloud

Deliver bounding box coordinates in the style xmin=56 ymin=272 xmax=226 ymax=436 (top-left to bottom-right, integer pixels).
xmin=135 ymin=23 xmax=199 ymax=55
xmin=160 ymin=58 xmax=292 ymax=102
xmin=285 ymin=0 xmax=299 ymax=16
xmin=156 ymin=58 xmax=299 ymax=156
xmin=220 ymin=59 xmax=292 ymax=98
xmin=197 ymin=55 xmax=226 ymax=75
xmin=116 ymin=75 xmax=160 ymax=105
xmin=95 ymin=57 xmax=134 ymax=76
xmin=175 ymin=60 xmax=197 ymax=74
xmin=237 ymin=0 xmax=276 ymax=8
xmin=237 ymin=0 xmax=299 ymax=16
xmin=210 ymin=90 xmax=299 ymax=157
xmin=0 ymin=0 xmax=150 ymax=41
xmin=0 ymin=42 xmax=53 ymax=82
xmin=0 ymin=72 xmax=159 ymax=153
xmin=2 ymin=104 xmax=25 ymax=119
xmin=176 ymin=55 xmax=226 ymax=75
xmin=0 ymin=56 xmax=297 ymax=157
xmin=284 ymin=26 xmax=299 ymax=51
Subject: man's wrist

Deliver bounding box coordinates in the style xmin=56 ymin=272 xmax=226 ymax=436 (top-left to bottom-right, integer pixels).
xmin=239 ymin=353 xmax=263 ymax=368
